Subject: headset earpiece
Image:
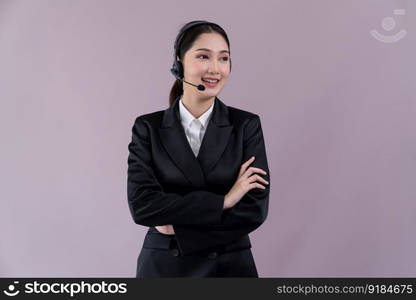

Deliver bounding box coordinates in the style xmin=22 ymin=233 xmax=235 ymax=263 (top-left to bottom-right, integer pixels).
xmin=171 ymin=21 xmax=231 ymax=79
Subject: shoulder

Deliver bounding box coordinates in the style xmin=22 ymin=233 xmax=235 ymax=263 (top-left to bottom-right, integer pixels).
xmin=226 ymin=104 xmax=261 ymax=127
xmin=129 ymin=110 xmax=165 ymax=141
xmin=224 ymin=105 xmax=265 ymax=143
xmin=132 ymin=110 xmax=164 ymax=127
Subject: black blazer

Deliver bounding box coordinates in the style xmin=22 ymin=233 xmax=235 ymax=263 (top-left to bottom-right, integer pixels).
xmin=127 ymin=96 xmax=270 ymax=256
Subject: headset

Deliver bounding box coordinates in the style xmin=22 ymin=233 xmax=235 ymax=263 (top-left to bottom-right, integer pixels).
xmin=170 ymin=20 xmax=232 ymax=84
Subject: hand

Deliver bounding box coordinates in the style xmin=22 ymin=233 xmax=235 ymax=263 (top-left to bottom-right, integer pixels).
xmin=155 ymin=225 xmax=175 ymax=235
xmin=224 ymin=156 xmax=268 ymax=210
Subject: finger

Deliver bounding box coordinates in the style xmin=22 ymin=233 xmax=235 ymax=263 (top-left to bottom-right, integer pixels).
xmin=241 ymin=156 xmax=255 ymax=170
xmin=250 ymin=167 xmax=268 ymax=175
xmin=242 ymin=167 xmax=268 ymax=179
xmin=239 ymin=156 xmax=255 ymax=176
xmin=249 ymin=182 xmax=266 ymax=190
xmin=248 ymin=174 xmax=269 ymax=185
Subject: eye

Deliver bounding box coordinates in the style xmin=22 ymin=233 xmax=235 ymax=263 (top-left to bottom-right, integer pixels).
xmin=197 ymin=55 xmax=229 ymax=61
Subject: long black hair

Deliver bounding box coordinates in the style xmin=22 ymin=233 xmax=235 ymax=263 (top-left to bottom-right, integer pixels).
xmin=168 ymin=21 xmax=231 ymax=106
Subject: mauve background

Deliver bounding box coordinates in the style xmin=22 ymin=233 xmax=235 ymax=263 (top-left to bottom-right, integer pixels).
xmin=1 ymin=0 xmax=415 ymax=277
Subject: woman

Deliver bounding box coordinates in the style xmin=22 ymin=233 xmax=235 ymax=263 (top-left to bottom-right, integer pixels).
xmin=127 ymin=20 xmax=270 ymax=277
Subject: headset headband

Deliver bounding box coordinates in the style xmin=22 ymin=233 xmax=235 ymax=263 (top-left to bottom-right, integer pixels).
xmin=170 ymin=21 xmax=231 ymax=81
xmin=173 ymin=21 xmax=220 ymax=61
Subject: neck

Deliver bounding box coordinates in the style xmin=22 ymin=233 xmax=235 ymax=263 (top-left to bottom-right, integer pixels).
xmin=181 ymin=89 xmax=215 ymax=118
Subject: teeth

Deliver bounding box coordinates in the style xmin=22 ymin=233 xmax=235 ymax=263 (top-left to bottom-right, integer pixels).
xmin=202 ymin=78 xmax=219 ymax=83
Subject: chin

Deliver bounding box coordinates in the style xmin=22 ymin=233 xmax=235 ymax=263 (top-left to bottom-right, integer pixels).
xmin=205 ymin=86 xmax=222 ymax=95
xmin=204 ymin=92 xmax=219 ymax=98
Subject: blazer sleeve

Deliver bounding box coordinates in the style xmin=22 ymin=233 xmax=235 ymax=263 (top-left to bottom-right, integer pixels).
xmin=127 ymin=116 xmax=225 ymax=227
xmin=172 ymin=115 xmax=270 ymax=255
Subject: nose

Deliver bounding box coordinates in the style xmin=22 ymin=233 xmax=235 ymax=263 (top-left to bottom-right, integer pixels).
xmin=208 ymin=59 xmax=220 ymax=74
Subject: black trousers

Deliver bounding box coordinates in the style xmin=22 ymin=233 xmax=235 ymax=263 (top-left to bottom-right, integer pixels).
xmin=136 ymin=232 xmax=258 ymax=278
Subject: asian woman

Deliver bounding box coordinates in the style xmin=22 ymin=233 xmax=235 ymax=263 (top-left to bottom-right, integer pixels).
xmin=127 ymin=20 xmax=270 ymax=277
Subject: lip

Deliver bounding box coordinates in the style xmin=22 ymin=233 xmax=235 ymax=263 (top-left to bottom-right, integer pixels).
xmin=202 ymin=77 xmax=221 ymax=81
xmin=201 ymin=78 xmax=220 ymax=88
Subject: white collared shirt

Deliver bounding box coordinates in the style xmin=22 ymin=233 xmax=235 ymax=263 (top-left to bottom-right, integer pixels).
xmin=179 ymin=97 xmax=214 ymax=157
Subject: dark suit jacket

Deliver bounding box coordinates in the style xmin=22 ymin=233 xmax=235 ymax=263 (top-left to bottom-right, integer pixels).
xmin=127 ymin=96 xmax=270 ymax=256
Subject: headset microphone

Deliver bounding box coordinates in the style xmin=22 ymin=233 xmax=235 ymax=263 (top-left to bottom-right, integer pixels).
xmin=171 ymin=21 xmax=230 ymax=93
xmin=179 ymin=77 xmax=206 ymax=91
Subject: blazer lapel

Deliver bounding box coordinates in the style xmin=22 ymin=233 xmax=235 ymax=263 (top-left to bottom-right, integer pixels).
xmin=197 ymin=97 xmax=233 ymax=177
xmin=158 ymin=96 xmax=233 ymax=188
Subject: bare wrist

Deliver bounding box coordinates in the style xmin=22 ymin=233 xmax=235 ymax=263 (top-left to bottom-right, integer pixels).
xmin=223 ymin=195 xmax=231 ymax=210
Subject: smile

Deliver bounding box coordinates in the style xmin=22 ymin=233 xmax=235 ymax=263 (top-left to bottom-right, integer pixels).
xmin=201 ymin=78 xmax=220 ymax=87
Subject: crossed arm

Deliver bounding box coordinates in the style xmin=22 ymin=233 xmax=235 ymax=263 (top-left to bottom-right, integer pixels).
xmin=127 ymin=115 xmax=270 ymax=255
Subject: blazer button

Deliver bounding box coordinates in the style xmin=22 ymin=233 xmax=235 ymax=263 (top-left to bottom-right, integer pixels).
xmin=171 ymin=248 xmax=179 ymax=257
xmin=208 ymin=251 xmax=217 ymax=259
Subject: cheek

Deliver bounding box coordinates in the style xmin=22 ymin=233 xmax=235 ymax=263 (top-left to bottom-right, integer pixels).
xmin=191 ymin=62 xmax=206 ymax=73
xmin=221 ymin=73 xmax=229 ymax=82
xmin=184 ymin=60 xmax=203 ymax=75
xmin=189 ymin=67 xmax=204 ymax=78
xmin=221 ymin=66 xmax=230 ymax=76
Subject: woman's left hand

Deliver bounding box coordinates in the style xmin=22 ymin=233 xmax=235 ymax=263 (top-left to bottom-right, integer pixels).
xmin=155 ymin=225 xmax=175 ymax=235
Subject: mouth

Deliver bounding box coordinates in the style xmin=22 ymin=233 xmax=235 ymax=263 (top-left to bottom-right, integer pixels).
xmin=201 ymin=77 xmax=220 ymax=88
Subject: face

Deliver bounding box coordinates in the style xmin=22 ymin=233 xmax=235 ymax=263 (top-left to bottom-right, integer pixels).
xmin=180 ymin=32 xmax=231 ymax=99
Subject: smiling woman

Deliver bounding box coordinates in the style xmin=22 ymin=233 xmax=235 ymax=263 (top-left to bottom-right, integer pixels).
xmin=127 ymin=20 xmax=270 ymax=278
xmin=195 ymin=48 xmax=230 ymax=88
xmin=169 ymin=21 xmax=232 ymax=108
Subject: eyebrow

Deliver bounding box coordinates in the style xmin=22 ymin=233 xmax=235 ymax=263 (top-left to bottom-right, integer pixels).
xmin=194 ymin=48 xmax=230 ymax=54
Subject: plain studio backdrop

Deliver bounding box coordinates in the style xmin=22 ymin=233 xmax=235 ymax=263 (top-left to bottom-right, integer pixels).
xmin=0 ymin=0 xmax=415 ymax=277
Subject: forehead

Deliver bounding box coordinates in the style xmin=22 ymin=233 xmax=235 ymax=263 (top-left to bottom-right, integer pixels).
xmin=189 ymin=32 xmax=229 ymax=53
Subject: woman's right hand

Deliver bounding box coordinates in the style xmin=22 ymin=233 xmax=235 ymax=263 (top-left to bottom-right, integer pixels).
xmin=223 ymin=156 xmax=269 ymax=210
xmin=155 ymin=225 xmax=175 ymax=235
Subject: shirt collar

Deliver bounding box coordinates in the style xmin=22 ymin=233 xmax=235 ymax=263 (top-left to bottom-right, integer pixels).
xmin=179 ymin=97 xmax=214 ymax=129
